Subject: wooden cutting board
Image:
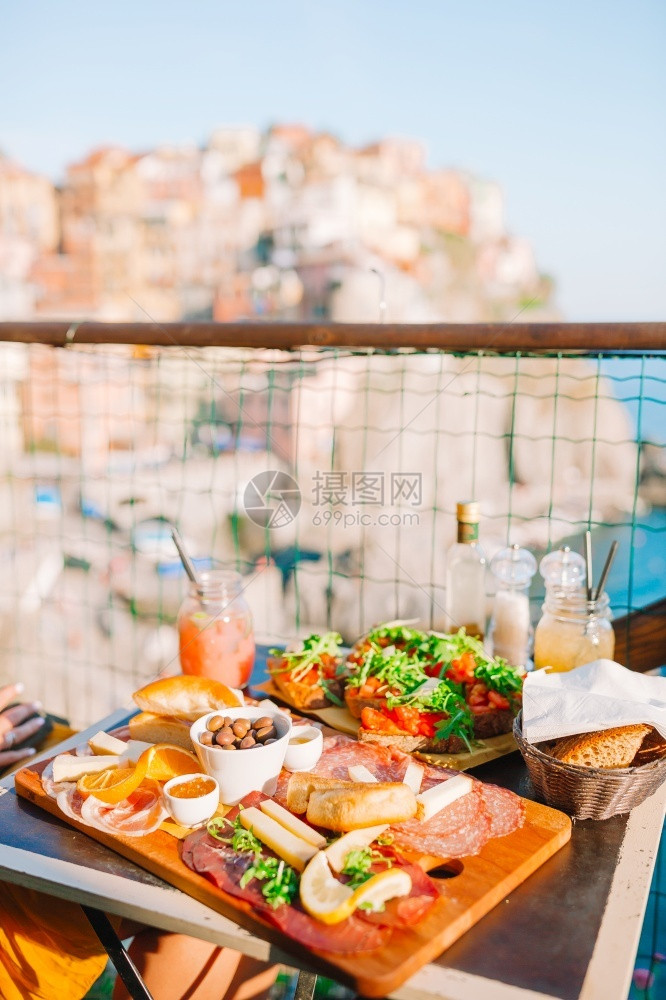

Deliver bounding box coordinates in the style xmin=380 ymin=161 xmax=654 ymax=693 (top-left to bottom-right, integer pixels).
xmin=15 ymin=757 xmax=570 ymax=998
xmin=255 ymin=679 xmax=518 ymax=771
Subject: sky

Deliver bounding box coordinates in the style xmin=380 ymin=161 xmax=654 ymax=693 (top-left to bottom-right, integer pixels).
xmin=1 ymin=0 xmax=665 ymax=321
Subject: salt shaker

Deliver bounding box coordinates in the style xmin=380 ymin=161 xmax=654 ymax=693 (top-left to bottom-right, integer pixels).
xmin=488 ymin=544 xmax=537 ymax=668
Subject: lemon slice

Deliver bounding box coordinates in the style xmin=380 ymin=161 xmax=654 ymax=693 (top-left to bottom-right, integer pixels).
xmin=299 ymin=852 xmax=413 ymax=925
xmin=350 ymin=868 xmax=412 ymax=912
xmin=299 ymin=852 xmax=354 ymax=924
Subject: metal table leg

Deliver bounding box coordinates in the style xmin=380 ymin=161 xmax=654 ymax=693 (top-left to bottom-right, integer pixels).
xmin=82 ymin=905 xmax=155 ymax=1000
xmin=294 ymin=970 xmax=317 ymax=1000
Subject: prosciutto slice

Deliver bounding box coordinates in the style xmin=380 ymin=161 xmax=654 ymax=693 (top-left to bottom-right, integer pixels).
xmin=80 ymin=783 xmax=167 ymax=837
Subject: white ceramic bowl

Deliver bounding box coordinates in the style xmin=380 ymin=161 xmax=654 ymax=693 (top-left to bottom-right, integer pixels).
xmin=163 ymin=773 xmax=219 ymax=828
xmin=190 ymin=707 xmax=292 ymax=805
xmin=283 ymin=725 xmax=324 ymax=772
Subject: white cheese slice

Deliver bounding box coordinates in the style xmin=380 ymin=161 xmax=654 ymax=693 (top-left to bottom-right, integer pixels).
xmin=402 ymin=759 xmax=424 ymax=794
xmin=260 ymin=799 xmax=327 ymax=849
xmin=52 ymin=754 xmax=122 ymax=784
xmin=324 ymin=824 xmax=389 ymax=872
xmin=88 ymin=731 xmax=127 ymax=756
xmin=239 ymin=806 xmax=319 ymax=871
xmin=348 ymin=764 xmax=378 ymax=783
xmin=414 ymin=677 xmax=442 ymax=696
xmin=416 ymin=774 xmax=473 ymax=821
xmin=121 ymin=740 xmax=154 ymax=764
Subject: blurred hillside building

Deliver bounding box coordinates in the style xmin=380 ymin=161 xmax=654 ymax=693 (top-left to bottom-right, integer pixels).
xmin=0 ymin=126 xmax=555 ymax=324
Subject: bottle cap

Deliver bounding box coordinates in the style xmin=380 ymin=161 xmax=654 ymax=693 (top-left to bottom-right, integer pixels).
xmin=456 ymin=501 xmax=480 ymax=524
xmin=490 ymin=544 xmax=537 ymax=587
xmin=539 ymin=546 xmax=586 ymax=589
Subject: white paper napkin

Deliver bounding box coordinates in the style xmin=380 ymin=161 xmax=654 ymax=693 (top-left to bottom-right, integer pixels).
xmin=522 ymin=659 xmax=666 ymax=744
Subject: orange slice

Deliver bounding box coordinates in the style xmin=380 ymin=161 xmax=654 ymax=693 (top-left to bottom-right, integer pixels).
xmin=142 ymin=744 xmax=202 ymax=782
xmin=76 ymin=744 xmax=202 ymax=806
xmin=77 ymin=767 xmax=137 ymax=800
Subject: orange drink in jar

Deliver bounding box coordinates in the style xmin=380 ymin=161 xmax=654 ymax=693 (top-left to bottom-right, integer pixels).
xmin=177 ymin=571 xmax=255 ymax=688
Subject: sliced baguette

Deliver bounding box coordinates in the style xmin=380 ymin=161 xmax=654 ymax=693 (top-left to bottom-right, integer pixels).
xmin=551 ymin=724 xmax=652 ymax=769
xmin=306 ymin=783 xmax=417 ymax=831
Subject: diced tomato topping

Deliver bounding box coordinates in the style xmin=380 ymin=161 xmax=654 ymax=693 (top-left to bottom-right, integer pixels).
xmin=391 ymin=705 xmax=422 ymax=736
xmin=470 ymin=703 xmax=494 ymax=715
xmin=416 ymin=711 xmax=447 ymax=737
xmin=358 ymin=684 xmax=376 ymax=699
xmin=360 ymin=707 xmax=404 ymax=735
xmin=488 ymin=690 xmax=510 ymax=710
xmin=303 ymin=668 xmax=319 ymax=686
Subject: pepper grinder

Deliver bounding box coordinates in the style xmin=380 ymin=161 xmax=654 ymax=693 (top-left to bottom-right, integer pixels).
xmin=488 ymin=544 xmax=537 ymax=668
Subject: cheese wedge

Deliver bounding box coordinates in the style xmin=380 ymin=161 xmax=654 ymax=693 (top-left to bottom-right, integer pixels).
xmin=52 ymin=754 xmax=122 ymax=784
xmin=260 ymin=799 xmax=327 ymax=849
xmin=239 ymin=806 xmax=319 ymax=871
xmin=416 ymin=774 xmax=473 ymax=821
xmin=121 ymin=740 xmax=154 ymax=765
xmin=402 ymin=759 xmax=424 ymax=794
xmin=88 ymin=731 xmax=127 ymax=756
xmin=348 ymin=764 xmax=378 ymax=783
xmin=324 ymin=824 xmax=388 ymax=872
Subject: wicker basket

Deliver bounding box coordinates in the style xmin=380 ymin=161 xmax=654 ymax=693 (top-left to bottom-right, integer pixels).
xmin=513 ymin=713 xmax=666 ymax=820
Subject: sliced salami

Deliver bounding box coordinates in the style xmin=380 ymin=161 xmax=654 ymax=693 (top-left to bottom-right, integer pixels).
xmin=313 ymin=735 xmax=411 ymax=783
xmin=479 ymin=784 xmax=525 ymax=839
xmin=390 ymin=785 xmax=492 ymax=858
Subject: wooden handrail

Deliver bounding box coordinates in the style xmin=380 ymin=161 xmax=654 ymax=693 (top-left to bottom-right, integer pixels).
xmin=0 ymin=320 xmax=664 ymax=353
xmin=613 ymin=598 xmax=666 ymax=673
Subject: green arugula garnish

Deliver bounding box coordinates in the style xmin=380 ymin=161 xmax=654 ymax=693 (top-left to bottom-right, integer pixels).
xmin=269 ymin=632 xmax=343 ymax=684
xmin=341 ymin=846 xmax=392 ymax=890
xmin=206 ymin=812 xmax=263 ymax=855
xmin=345 ymin=646 xmax=428 ymax=697
xmin=239 ymin=856 xmax=299 ymax=909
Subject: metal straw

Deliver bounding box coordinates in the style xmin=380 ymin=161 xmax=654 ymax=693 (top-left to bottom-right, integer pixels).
xmin=593 ymin=540 xmax=619 ymax=601
xmin=171 ymin=527 xmax=199 ymax=585
xmin=584 ymin=530 xmax=593 ymax=601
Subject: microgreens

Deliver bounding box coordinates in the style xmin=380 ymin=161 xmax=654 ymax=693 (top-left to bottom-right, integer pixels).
xmin=341 ymin=846 xmax=391 ymax=890
xmin=206 ymin=813 xmax=263 ymax=856
xmin=240 ymin=856 xmax=299 ymax=909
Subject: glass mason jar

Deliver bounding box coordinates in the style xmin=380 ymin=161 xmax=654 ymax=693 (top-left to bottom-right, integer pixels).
xmin=177 ymin=571 xmax=255 ymax=688
xmin=533 ymin=590 xmax=615 ymax=672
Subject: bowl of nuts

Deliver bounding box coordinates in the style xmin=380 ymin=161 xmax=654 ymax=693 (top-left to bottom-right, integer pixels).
xmin=190 ymin=706 xmax=292 ymax=805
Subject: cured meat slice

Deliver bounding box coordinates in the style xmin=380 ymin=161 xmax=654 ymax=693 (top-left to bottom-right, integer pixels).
xmin=181 ymin=830 xmax=390 ymax=954
xmin=80 ymin=784 xmax=167 ymax=837
xmin=479 ymin=784 xmax=525 ymax=839
xmin=55 ymin=786 xmax=85 ymax=820
xmin=265 ymin=900 xmax=390 ymax=954
xmin=356 ymin=861 xmax=439 ymax=928
xmin=313 ymin=735 xmax=412 ymax=783
xmin=390 ymin=784 xmax=492 ymax=859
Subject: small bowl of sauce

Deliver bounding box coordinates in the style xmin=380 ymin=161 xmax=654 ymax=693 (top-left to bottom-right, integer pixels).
xmin=283 ymin=725 xmax=323 ymax=773
xmin=163 ymin=772 xmax=219 ymax=828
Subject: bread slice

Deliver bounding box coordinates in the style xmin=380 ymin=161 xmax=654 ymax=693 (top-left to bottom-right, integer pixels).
xmin=270 ymin=670 xmax=331 ymax=711
xmin=551 ymin=724 xmax=652 ymax=769
xmin=132 ymin=675 xmax=242 ymax=721
xmin=631 ymin=727 xmax=666 ymax=766
xmin=286 ymin=773 xmax=353 ymax=814
xmin=306 ymin=783 xmax=417 ymax=831
xmin=129 ymin=711 xmax=194 ymax=751
xmin=344 ymin=689 xmax=388 ymax=719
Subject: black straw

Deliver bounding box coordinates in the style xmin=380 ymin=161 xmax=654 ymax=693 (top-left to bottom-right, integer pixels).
xmin=593 ymin=540 xmax=619 ymax=602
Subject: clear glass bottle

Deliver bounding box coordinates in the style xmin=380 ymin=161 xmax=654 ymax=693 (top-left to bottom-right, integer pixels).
xmin=488 ymin=544 xmax=537 ymax=668
xmin=444 ymin=501 xmax=487 ymax=639
xmin=533 ymin=548 xmax=615 ymax=672
xmin=177 ymin=570 xmax=255 ymax=688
